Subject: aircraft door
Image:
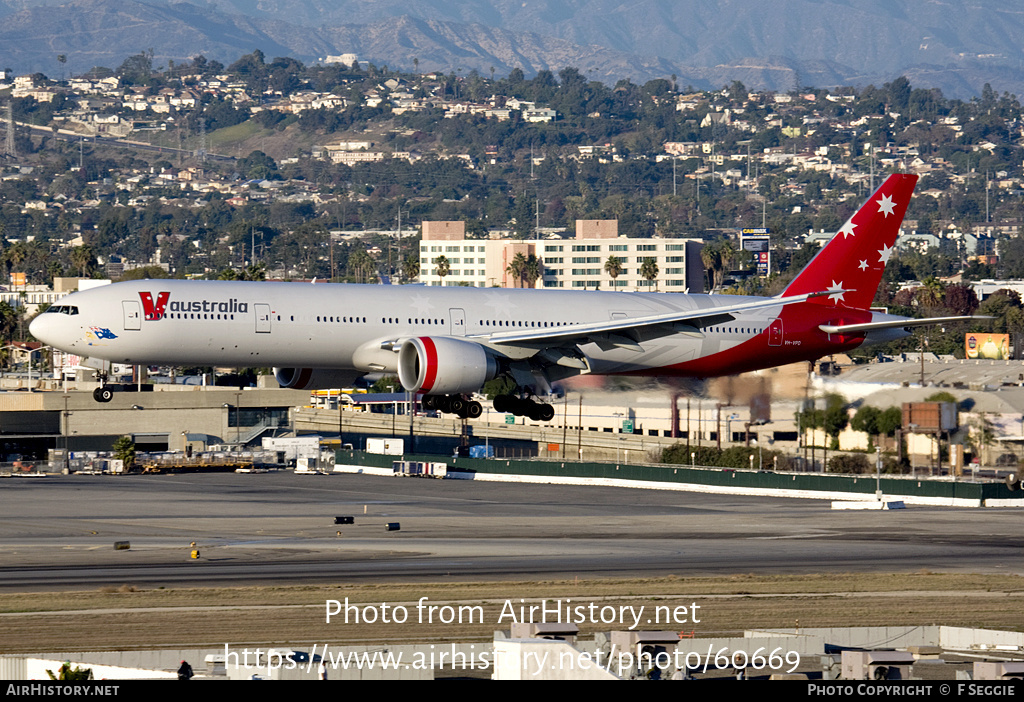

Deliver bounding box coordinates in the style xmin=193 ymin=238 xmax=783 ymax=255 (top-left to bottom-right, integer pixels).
xmin=768 ymin=318 xmax=783 ymax=346
xmin=122 ymin=300 xmax=141 ymax=331
xmin=449 ymin=308 xmax=467 ymax=336
xmin=255 ymin=304 xmax=272 ymax=333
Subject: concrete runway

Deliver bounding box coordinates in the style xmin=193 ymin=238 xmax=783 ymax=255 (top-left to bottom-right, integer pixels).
xmin=0 ymin=472 xmax=1020 ymax=591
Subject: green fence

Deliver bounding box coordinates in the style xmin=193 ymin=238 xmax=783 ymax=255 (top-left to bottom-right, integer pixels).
xmin=335 ymin=450 xmax=1022 ymax=503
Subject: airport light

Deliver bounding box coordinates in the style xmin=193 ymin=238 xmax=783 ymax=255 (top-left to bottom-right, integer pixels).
xmin=62 ymin=393 xmax=70 ymax=472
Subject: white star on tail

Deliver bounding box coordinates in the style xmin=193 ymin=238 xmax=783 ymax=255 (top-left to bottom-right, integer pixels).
xmin=878 ymin=243 xmax=894 ymax=264
xmin=877 ymin=194 xmax=896 ymax=217
xmin=858 ymin=260 xmax=868 ymax=271
xmin=839 ymin=221 xmax=857 ymax=239
xmin=827 ymin=280 xmax=846 ymax=304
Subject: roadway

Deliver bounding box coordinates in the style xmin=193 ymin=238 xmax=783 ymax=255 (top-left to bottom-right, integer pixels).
xmin=18 ymin=121 xmax=236 ymax=161
xmin=0 ymin=472 xmax=1019 ymax=591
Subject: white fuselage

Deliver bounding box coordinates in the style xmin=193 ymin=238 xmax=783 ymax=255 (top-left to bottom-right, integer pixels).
xmin=30 ymin=279 xmax=789 ymax=378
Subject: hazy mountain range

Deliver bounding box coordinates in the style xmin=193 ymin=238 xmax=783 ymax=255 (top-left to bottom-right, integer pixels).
xmin=1 ymin=0 xmax=1023 ymax=98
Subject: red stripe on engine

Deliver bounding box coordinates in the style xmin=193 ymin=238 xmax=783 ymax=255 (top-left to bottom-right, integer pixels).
xmin=420 ymin=337 xmax=438 ymax=392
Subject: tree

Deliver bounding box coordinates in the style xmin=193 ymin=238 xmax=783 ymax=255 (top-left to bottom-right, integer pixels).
xmin=371 ymin=375 xmax=399 ymax=393
xmin=877 ymin=407 xmax=902 ymax=437
xmin=604 ymin=255 xmax=623 ymax=287
xmin=700 ymin=244 xmax=721 ymax=290
xmin=915 ymin=276 xmax=946 ymax=310
xmin=348 ymin=248 xmax=378 ymax=283
xmin=851 ymin=405 xmax=881 ymax=437
xmin=238 ymin=151 xmax=278 ymax=180
xmin=402 ymin=254 xmax=420 ymax=282
xmin=944 ymin=284 xmax=979 ymax=316
xmin=506 ymin=252 xmax=527 ymax=287
xmin=47 ymin=662 xmax=92 ymax=681
xmin=118 ymin=266 xmax=168 ymax=281
xmin=70 ymin=246 xmax=95 ymax=277
xmin=822 ymin=393 xmax=848 ymax=447
xmin=112 ymin=435 xmax=136 ymax=470
xmin=523 ymin=254 xmax=543 ymax=289
xmin=433 ymin=255 xmax=450 ymax=285
xmin=117 ymin=50 xmax=153 ymax=85
xmin=639 ymin=257 xmax=659 ymax=290
xmin=0 ymin=301 xmax=20 ymax=344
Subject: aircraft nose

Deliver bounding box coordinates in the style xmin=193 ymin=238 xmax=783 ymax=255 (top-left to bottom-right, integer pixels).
xmin=29 ymin=312 xmax=56 ymax=346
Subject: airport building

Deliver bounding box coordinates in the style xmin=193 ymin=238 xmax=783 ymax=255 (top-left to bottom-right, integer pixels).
xmin=418 ymin=220 xmax=706 ymax=292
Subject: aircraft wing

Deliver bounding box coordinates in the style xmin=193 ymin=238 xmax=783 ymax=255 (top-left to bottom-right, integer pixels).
xmin=818 ymin=315 xmax=987 ymax=335
xmin=479 ymin=289 xmax=838 ymax=350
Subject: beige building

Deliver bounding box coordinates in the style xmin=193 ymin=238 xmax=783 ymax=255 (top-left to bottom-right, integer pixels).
xmin=418 ymin=220 xmax=705 ymax=292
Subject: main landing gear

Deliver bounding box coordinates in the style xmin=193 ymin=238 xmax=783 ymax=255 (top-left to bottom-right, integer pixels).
xmin=421 ymin=393 xmax=556 ymax=422
xmin=422 ymin=394 xmax=483 ymax=419
xmin=493 ymin=394 xmax=555 ymax=422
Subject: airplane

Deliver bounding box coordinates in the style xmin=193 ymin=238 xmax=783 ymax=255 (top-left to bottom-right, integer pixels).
xmin=31 ymin=173 xmax=974 ymax=419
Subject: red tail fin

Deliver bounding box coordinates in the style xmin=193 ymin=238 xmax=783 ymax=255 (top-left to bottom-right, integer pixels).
xmin=783 ymin=173 xmax=918 ymax=310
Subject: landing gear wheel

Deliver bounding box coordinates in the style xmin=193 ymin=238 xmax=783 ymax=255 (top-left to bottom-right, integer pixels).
xmin=94 ymin=386 xmax=114 ymax=403
xmin=466 ymin=401 xmax=483 ymax=419
xmin=493 ymin=394 xmax=512 ymax=413
xmin=537 ymin=403 xmax=555 ymax=422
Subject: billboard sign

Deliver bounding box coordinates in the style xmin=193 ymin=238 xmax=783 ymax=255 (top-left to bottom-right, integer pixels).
xmin=965 ymin=333 xmax=1010 ymax=360
xmin=740 ymin=231 xmax=771 ymax=276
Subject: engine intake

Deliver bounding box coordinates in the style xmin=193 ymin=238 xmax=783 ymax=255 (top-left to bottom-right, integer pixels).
xmin=397 ymin=337 xmax=497 ymax=395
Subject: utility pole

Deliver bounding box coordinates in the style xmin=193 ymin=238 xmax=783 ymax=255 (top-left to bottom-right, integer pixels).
xmin=577 ymin=396 xmax=583 ymax=460
xmin=5 ymin=103 xmax=15 ymax=159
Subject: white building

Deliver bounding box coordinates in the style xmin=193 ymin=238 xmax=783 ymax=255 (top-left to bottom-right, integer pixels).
xmin=418 ymin=220 xmax=705 ymax=292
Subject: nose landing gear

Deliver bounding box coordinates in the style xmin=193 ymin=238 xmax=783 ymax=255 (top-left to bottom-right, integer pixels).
xmin=92 ymin=373 xmax=114 ymax=403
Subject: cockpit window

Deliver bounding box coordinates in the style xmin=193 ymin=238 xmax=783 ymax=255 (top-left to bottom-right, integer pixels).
xmin=47 ymin=306 xmax=78 ymax=315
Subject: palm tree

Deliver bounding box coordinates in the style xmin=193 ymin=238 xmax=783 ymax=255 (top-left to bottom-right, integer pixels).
xmin=916 ymin=276 xmax=946 ymax=310
xmin=604 ymin=255 xmax=623 ymax=288
xmin=718 ymin=241 xmax=736 ymax=284
xmin=640 ymin=257 xmax=659 ymax=291
xmin=243 ymin=262 xmax=266 ymax=281
xmin=69 ymin=245 xmax=94 ymax=278
xmin=0 ymin=300 xmax=20 ymax=344
xmin=348 ymin=248 xmax=377 ymax=283
xmin=700 ymin=243 xmax=721 ymax=291
xmin=433 ymin=255 xmax=450 ymax=285
xmin=4 ymin=242 xmax=30 ymax=284
xmin=506 ymin=252 xmax=527 ymax=287
xmin=523 ymin=254 xmax=542 ymax=289
xmin=402 ymin=254 xmax=420 ymax=283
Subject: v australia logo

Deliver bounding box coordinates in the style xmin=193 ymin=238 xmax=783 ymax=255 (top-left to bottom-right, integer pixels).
xmin=139 ymin=291 xmax=170 ymax=320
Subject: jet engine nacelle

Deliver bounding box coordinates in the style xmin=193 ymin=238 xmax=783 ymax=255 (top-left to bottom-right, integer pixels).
xmin=397 ymin=336 xmax=497 ymax=395
xmin=274 ymin=367 xmax=361 ymax=390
